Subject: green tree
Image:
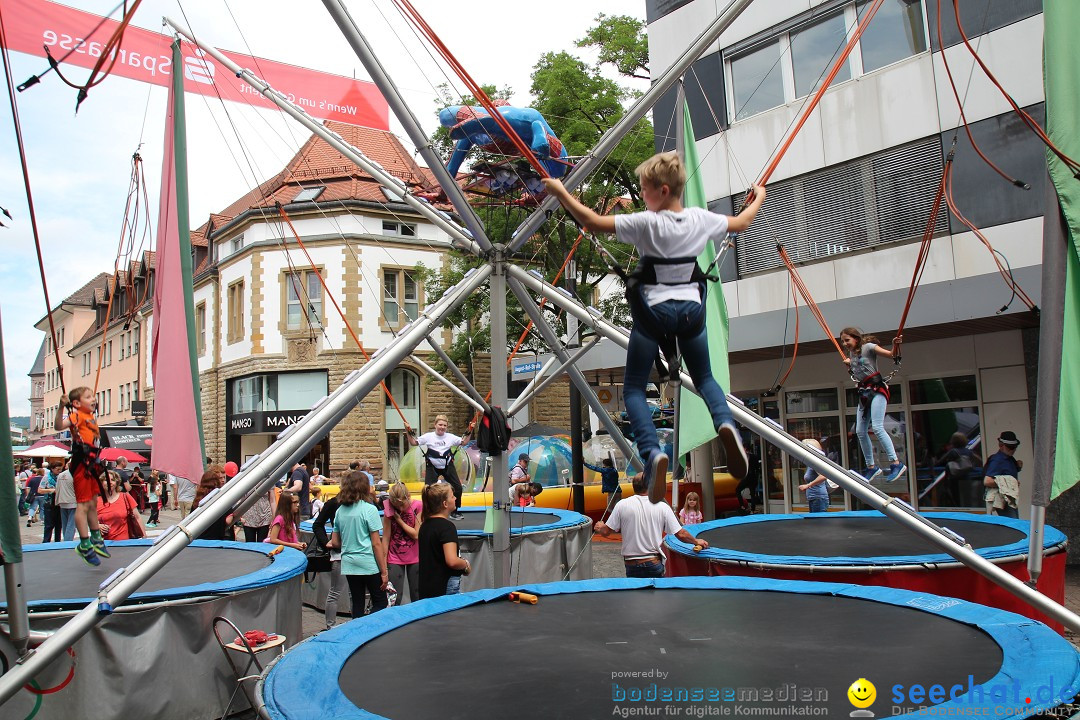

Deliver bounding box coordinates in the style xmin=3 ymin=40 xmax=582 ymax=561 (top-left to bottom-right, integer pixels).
xmin=576 ymin=13 xmax=650 ymax=81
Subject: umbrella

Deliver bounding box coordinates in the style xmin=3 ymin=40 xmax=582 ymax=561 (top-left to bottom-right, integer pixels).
xmin=100 ymin=447 xmax=148 ymax=463
xmin=15 ymin=445 xmax=70 ymax=458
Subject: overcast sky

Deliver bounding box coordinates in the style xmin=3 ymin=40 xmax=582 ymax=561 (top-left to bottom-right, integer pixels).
xmin=0 ymin=0 xmax=646 ymax=416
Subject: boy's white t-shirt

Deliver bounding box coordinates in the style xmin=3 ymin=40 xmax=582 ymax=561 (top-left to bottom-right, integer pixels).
xmin=614 ymin=207 xmax=730 ymax=306
xmin=605 ymin=494 xmax=682 ymax=559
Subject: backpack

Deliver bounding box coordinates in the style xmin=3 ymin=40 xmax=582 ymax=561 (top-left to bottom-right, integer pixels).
xmin=476 ymin=406 xmax=511 ymax=456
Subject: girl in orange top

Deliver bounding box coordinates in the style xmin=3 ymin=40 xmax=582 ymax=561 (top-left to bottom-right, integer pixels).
xmin=54 ymin=386 xmax=110 ymax=566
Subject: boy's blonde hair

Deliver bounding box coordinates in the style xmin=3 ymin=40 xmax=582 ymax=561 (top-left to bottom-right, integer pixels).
xmin=635 ymin=151 xmax=686 ymax=198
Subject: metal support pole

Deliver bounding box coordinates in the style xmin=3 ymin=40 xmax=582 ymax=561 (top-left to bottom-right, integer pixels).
xmin=0 ymin=315 xmax=29 ymax=660
xmin=507 ymin=274 xmax=642 ymax=473
xmin=489 ymin=250 xmax=510 ymax=586
xmin=1031 ymin=172 xmax=1069 ymax=585
xmin=321 ymin=0 xmax=492 ymax=251
xmin=508 ymin=0 xmax=757 ymax=252
xmin=507 ymin=263 xmax=1080 ymax=632
xmin=410 ymin=355 xmax=487 ymax=413
xmin=0 ymin=266 xmax=492 ymax=708
xmin=567 ymin=261 xmax=586 ymax=514
xmin=163 ymin=17 xmax=481 ymax=257
xmin=424 ymin=338 xmax=490 ymax=410
xmin=506 ymin=340 xmax=600 ymax=417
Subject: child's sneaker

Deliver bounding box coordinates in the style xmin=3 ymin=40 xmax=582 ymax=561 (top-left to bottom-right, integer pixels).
xmin=859 ymin=466 xmax=883 ymax=482
xmin=717 ymin=423 xmax=748 ymax=480
xmin=76 ymin=541 xmax=101 ymax=566
xmin=646 ymin=452 xmax=669 ymax=504
xmin=91 ymin=538 xmax=111 ymax=559
xmin=884 ymin=463 xmax=907 ymax=483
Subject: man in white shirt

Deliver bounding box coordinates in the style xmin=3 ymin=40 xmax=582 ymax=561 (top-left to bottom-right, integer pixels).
xmin=408 ymin=414 xmax=470 ymax=520
xmin=175 ymin=474 xmax=197 ymax=518
xmin=594 ymin=474 xmax=708 ymax=578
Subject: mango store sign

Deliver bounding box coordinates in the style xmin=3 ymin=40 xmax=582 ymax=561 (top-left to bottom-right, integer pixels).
xmin=229 ymin=410 xmax=310 ymax=435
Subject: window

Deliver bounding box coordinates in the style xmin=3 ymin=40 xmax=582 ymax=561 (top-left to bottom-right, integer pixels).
xmin=59 ymin=327 xmax=64 ymax=347
xmin=791 ymin=11 xmax=851 ymax=99
xmin=105 ymin=389 xmax=111 ymax=415
xmin=733 ymin=136 xmax=948 ymax=275
xmin=285 ymin=271 xmax=323 ymax=330
xmin=231 ymin=235 xmax=244 ymax=256
xmin=127 ymin=332 xmax=133 ymax=358
xmin=293 ymin=186 xmax=325 ymax=203
xmin=726 ymin=1 xmax=927 ymax=119
xmin=196 ymin=301 xmax=207 ymax=356
xmin=133 ymin=381 xmax=138 ymax=401
xmin=106 ymin=341 xmax=112 ymax=367
xmin=857 ymin=0 xmax=927 ymax=73
xmin=227 ymin=280 xmax=245 ymax=343
xmin=730 ymin=40 xmax=785 ymax=121
xmin=382 ymin=269 xmax=420 ymax=328
xmin=381 ymin=220 xmax=417 ymax=238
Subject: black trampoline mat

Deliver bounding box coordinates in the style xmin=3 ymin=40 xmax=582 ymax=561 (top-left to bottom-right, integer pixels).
xmin=696 ymin=517 xmax=1025 ymax=560
xmin=338 ymin=589 xmax=1003 ymax=719
xmin=457 ymin=509 xmax=565 ymax=532
xmin=1 ymin=545 xmax=271 ymax=605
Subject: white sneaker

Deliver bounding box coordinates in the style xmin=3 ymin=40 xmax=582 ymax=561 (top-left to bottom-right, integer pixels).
xmin=647 ymin=453 xmax=669 ymax=504
xmin=718 ymin=423 xmax=748 ymax=480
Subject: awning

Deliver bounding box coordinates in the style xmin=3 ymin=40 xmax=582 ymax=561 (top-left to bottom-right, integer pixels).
xmin=99 ymin=426 xmax=153 ymax=453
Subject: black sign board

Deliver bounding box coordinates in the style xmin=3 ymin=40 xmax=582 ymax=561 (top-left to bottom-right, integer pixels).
xmin=130 ymin=400 xmax=148 ymax=418
xmin=228 ymin=410 xmax=310 ymax=435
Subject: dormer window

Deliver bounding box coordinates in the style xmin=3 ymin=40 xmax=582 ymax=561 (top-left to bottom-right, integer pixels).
xmin=231 ymin=235 xmax=244 ymax=255
xmin=293 ymin=186 xmax=325 ymax=203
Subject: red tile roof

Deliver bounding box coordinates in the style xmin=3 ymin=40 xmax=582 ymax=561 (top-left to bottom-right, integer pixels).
xmin=209 ymin=122 xmax=438 ymax=229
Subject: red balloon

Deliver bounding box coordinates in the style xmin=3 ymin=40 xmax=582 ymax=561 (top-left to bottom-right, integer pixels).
xmin=224 ymin=461 xmax=239 ymax=478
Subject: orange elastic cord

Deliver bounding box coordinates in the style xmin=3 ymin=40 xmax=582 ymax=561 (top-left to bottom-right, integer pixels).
xmin=508 ymin=234 xmax=584 ymax=363
xmin=896 ymin=162 xmax=949 ymax=339
xmin=950 ymin=0 xmax=1080 ymax=176
xmin=778 ymin=245 xmax=846 ymax=362
xmin=774 ymin=273 xmax=801 ymax=390
xmin=941 ymin=173 xmax=1037 ymax=311
xmin=392 ymin=0 xmax=550 ymax=179
xmin=758 ymin=0 xmax=886 ymax=186
xmin=276 ymin=203 xmax=412 ymax=429
xmin=935 ymin=1 xmax=1027 ymax=188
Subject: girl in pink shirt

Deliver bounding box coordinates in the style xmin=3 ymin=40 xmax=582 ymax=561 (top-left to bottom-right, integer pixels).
xmin=382 ymin=482 xmax=422 ymax=604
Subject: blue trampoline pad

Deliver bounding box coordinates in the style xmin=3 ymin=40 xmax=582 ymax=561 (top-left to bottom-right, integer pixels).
xmin=2 ymin=540 xmax=306 ymax=610
xmin=261 ymin=577 xmax=1080 ymax=720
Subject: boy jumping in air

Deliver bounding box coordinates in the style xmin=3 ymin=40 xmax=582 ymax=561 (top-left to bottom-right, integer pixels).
xmin=544 ymin=152 xmax=765 ymax=502
xmin=54 ymin=386 xmax=110 ymax=565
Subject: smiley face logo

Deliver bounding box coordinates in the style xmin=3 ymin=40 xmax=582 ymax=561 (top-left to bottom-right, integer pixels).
xmin=847 ymin=678 xmax=876 ymax=709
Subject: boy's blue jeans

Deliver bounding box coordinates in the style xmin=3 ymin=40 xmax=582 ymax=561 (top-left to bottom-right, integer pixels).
xmin=624 ymin=299 xmax=733 ymax=463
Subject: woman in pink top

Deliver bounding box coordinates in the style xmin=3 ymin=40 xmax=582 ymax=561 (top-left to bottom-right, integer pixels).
xmin=382 ymin=482 xmax=421 ymax=604
xmin=264 ymin=493 xmax=306 ymax=550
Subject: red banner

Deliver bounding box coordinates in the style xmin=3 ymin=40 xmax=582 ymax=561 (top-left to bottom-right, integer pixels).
xmin=0 ymin=0 xmax=389 ymax=129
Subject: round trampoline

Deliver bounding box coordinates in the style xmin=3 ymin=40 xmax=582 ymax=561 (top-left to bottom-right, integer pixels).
xmin=0 ymin=540 xmax=306 ymax=720
xmin=299 ymin=507 xmax=592 ymax=614
xmin=663 ymin=511 xmax=1068 ymax=632
xmin=258 ymin=577 xmax=1080 ymax=719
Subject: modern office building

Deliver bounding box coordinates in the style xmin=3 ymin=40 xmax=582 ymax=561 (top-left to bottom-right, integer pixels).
xmin=646 ymin=0 xmax=1045 ymax=515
